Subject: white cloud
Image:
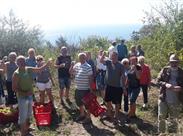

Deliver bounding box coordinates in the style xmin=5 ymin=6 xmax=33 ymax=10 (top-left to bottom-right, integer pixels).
xmin=0 ymin=0 xmax=162 ymax=30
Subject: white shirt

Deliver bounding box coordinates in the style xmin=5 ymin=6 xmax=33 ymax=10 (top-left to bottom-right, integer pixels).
xmin=96 ymin=56 xmax=106 ymax=71
xmin=108 ymin=45 xmax=117 ymax=59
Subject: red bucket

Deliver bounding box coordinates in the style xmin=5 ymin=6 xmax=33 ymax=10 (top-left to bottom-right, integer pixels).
xmin=33 ymin=102 xmax=52 ymax=126
xmin=34 ymin=111 xmax=51 ymax=126
xmin=82 ymin=92 xmax=106 ymax=117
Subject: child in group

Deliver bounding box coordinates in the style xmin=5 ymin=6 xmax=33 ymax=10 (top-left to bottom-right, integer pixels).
xmin=36 ymin=55 xmax=54 ymax=104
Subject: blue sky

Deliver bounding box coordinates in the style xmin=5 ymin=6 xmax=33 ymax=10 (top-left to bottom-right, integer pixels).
xmin=0 ymin=0 xmax=164 ymax=42
xmin=0 ymin=0 xmax=163 ymax=28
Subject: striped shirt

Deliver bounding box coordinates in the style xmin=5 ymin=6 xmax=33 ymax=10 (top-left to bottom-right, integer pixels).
xmin=73 ymin=62 xmax=93 ymax=90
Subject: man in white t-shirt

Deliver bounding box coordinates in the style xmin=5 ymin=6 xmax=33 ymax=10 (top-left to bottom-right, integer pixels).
xmin=108 ymin=41 xmax=117 ymax=59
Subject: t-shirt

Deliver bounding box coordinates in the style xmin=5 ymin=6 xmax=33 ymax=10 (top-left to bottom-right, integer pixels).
xmin=73 ymin=62 xmax=93 ymax=90
xmin=56 ymin=55 xmax=71 ymax=78
xmin=36 ymin=64 xmax=51 ymax=83
xmin=108 ymin=45 xmax=117 ymax=59
xmin=127 ymin=65 xmax=141 ymax=88
xmin=6 ymin=62 xmax=18 ymax=82
xmin=105 ymin=60 xmax=124 ymax=87
xmin=96 ymin=56 xmax=106 ymax=71
xmin=117 ymin=44 xmax=128 ymax=60
xmin=14 ymin=67 xmax=33 ymax=97
xmin=25 ymin=57 xmax=37 ymax=79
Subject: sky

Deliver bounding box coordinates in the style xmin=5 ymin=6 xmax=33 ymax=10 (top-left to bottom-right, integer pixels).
xmin=0 ymin=0 xmax=165 ymax=42
xmin=0 ymin=0 xmax=163 ymax=29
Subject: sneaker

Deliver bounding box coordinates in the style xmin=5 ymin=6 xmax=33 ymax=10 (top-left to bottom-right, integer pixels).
xmin=75 ymin=116 xmax=85 ymax=122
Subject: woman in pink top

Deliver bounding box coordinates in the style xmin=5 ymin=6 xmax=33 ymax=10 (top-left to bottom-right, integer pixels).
xmin=138 ymin=56 xmax=151 ymax=109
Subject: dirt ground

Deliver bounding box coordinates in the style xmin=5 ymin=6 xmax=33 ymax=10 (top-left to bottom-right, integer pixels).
xmin=0 ymin=84 xmax=182 ymax=136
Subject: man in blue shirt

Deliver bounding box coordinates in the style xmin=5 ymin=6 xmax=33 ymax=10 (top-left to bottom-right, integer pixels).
xmin=117 ymin=39 xmax=128 ymax=61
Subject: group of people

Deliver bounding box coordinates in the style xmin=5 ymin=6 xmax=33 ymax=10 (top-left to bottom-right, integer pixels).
xmin=0 ymin=49 xmax=53 ymax=136
xmin=0 ymin=39 xmax=182 ymax=135
xmin=56 ymin=41 xmax=151 ymax=125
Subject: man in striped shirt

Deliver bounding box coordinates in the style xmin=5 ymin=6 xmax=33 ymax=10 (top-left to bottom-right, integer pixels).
xmin=70 ymin=52 xmax=93 ymax=124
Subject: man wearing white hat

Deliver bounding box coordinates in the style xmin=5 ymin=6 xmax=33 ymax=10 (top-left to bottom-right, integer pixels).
xmin=157 ymin=54 xmax=183 ymax=133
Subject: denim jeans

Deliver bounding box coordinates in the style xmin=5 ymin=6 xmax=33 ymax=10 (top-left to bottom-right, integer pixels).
xmin=18 ymin=95 xmax=33 ymax=124
xmin=59 ymin=77 xmax=71 ymax=90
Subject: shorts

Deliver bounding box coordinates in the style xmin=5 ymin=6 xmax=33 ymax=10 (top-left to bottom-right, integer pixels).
xmin=105 ymin=85 xmax=123 ymax=104
xmin=128 ymin=87 xmax=140 ymax=104
xmin=59 ymin=77 xmax=71 ymax=90
xmin=36 ymin=80 xmax=52 ymax=91
xmin=18 ymin=95 xmax=33 ymax=125
xmin=96 ymin=70 xmax=106 ymax=91
xmin=75 ymin=89 xmax=90 ymax=107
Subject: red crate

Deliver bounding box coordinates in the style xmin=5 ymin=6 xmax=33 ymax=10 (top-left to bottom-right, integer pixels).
xmin=82 ymin=92 xmax=106 ymax=117
xmin=0 ymin=107 xmax=18 ymax=124
xmin=33 ymin=102 xmax=52 ymax=126
xmin=34 ymin=111 xmax=51 ymax=126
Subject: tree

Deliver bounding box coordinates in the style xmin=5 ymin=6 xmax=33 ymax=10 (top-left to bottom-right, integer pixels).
xmin=0 ymin=10 xmax=43 ymax=57
xmin=79 ymin=35 xmax=110 ymax=58
xmin=55 ymin=35 xmax=68 ymax=48
xmin=130 ymin=0 xmax=183 ymax=76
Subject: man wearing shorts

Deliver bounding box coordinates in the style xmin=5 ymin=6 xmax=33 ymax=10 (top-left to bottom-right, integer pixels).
xmin=100 ymin=51 xmax=127 ymax=123
xmin=55 ymin=46 xmax=71 ymax=103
